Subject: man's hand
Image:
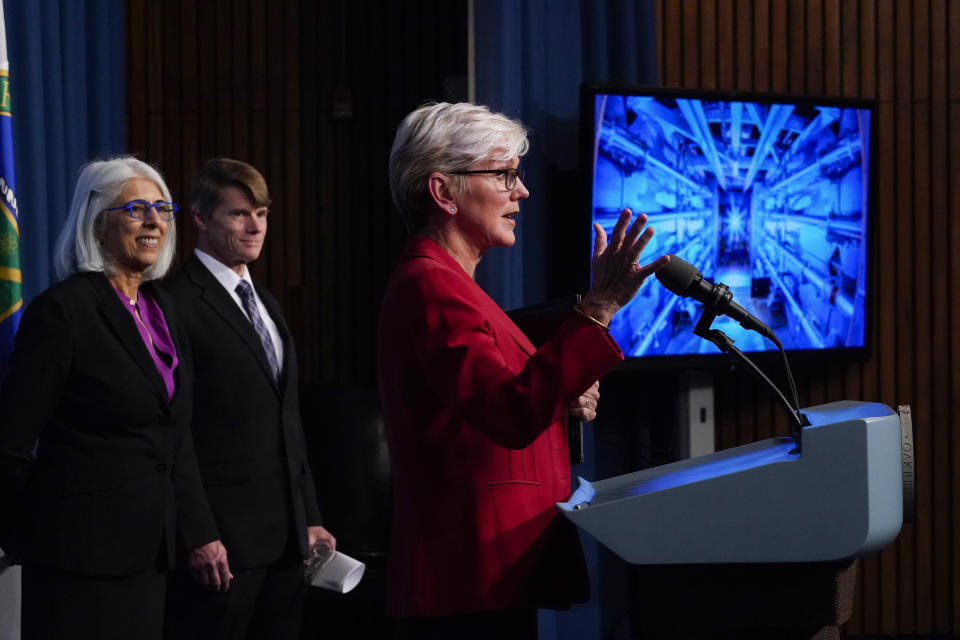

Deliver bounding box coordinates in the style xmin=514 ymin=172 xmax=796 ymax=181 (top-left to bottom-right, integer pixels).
xmin=307 ymin=526 xmax=336 ymax=552
xmin=188 ymin=539 xmax=233 ymax=592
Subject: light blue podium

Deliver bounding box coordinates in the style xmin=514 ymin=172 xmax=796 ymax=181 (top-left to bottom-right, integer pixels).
xmin=557 ymin=400 xmax=909 ymax=639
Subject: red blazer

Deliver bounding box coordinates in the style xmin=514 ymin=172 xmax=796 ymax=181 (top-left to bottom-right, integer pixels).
xmin=377 ymin=236 xmax=623 ymax=616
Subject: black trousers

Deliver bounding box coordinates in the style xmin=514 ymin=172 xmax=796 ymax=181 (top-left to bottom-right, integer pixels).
xmin=21 ymin=563 xmax=167 ymax=640
xmin=392 ymin=608 xmax=538 ymax=640
xmin=163 ymin=554 xmax=305 ymax=640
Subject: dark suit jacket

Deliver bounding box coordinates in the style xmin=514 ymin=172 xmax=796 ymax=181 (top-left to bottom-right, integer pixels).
xmin=0 ymin=272 xmax=216 ymax=576
xmin=377 ymin=236 xmax=625 ymax=616
xmin=162 ymin=255 xmax=322 ymax=568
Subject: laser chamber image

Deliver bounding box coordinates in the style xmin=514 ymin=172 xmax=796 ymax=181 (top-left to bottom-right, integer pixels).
xmin=589 ymin=93 xmax=870 ymax=357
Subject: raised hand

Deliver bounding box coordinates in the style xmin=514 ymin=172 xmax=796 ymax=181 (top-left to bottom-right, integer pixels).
xmin=580 ymin=208 xmax=670 ymax=326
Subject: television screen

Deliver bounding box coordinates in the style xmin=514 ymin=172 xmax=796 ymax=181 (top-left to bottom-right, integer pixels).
xmin=581 ymin=84 xmax=873 ymax=364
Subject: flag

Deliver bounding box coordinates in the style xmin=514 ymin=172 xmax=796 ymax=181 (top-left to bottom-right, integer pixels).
xmin=0 ymin=1 xmax=20 ymax=380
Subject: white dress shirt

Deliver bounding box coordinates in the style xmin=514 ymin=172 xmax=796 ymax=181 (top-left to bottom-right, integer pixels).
xmin=194 ymin=249 xmax=284 ymax=371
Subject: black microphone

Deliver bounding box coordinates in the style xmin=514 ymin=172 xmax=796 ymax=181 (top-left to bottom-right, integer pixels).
xmin=656 ymin=255 xmax=778 ymax=345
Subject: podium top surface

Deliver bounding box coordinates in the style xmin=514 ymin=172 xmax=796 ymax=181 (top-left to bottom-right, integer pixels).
xmin=558 ymin=401 xmax=903 ymax=564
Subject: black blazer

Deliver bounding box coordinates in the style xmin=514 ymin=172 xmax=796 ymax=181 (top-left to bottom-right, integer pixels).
xmin=0 ymin=272 xmax=217 ymax=575
xmin=162 ymin=255 xmax=323 ymax=568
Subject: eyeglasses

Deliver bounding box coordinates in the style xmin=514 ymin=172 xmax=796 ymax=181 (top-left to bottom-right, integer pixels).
xmin=102 ymin=200 xmax=178 ymax=221
xmin=448 ymin=168 xmax=526 ymax=190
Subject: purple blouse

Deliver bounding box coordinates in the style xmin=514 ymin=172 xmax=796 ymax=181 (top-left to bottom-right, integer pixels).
xmin=114 ymin=287 xmax=179 ymax=400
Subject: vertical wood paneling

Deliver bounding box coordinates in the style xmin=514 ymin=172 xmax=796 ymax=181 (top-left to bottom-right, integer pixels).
xmin=699 ymin=0 xmax=717 ymax=89
xmin=332 ymin=1 xmax=355 ymax=382
xmin=161 ymin=1 xmax=182 ymax=194
xmin=230 ymin=1 xmax=250 ymax=163
xmin=770 ymin=1 xmax=788 ymax=94
xmin=283 ymin=0 xmax=301 ymax=290
xmin=735 ymin=0 xmax=752 ymax=90
xmin=839 ymin=0 xmax=858 ymax=97
xmin=952 ymin=107 xmax=960 ymax=637
xmin=179 ymin=3 xmax=198 ymax=257
xmin=911 ymin=0 xmax=936 ymax=631
xmin=893 ymin=0 xmax=919 ymax=630
xmin=146 ymin=2 xmax=165 ymax=159
xmin=682 ymin=0 xmax=700 ymax=87
xmin=657 ymin=0 xmax=958 ymax=635
xmin=823 ymin=0 xmax=840 ymax=95
xmin=214 ymin=0 xmax=231 ymax=154
xmin=787 ymin=1 xmax=804 ymax=93
xmin=128 ymin=0 xmax=469 ymax=390
xmin=804 ymin=0 xmax=823 ymax=94
xmin=297 ymin=0 xmax=467 ymax=385
xmin=950 ymin=5 xmax=960 ymax=633
xmin=248 ymin=1 xmax=267 ymax=168
xmin=854 ymin=5 xmax=878 ymax=629
xmin=930 ymin=5 xmax=950 ymax=630
xmin=752 ymin=0 xmax=769 ymax=93
xmin=717 ymin=1 xmax=735 ymax=89
xmin=264 ymin=0 xmax=285 ymax=307
xmin=859 ymin=1 xmax=876 ymax=99
xmin=662 ymin=0 xmax=682 ymax=87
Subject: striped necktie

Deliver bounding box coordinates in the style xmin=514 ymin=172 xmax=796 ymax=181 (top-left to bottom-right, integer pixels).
xmin=235 ymin=279 xmax=280 ymax=380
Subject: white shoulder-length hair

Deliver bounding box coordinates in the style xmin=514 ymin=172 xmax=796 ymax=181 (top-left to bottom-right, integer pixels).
xmin=53 ymin=156 xmax=177 ymax=281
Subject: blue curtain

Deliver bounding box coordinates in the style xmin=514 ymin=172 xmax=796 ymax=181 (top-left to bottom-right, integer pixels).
xmin=474 ymin=0 xmax=657 ymax=310
xmin=4 ymin=0 xmax=126 ymax=303
xmin=473 ymin=3 xmax=657 ymax=639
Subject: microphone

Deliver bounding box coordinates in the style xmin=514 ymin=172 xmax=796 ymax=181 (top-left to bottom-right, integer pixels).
xmin=656 ymin=255 xmax=779 ymax=345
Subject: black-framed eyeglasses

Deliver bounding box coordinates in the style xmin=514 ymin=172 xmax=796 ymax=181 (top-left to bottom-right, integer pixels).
xmin=448 ymin=168 xmax=526 ymax=190
xmin=102 ymin=200 xmax=178 ymax=221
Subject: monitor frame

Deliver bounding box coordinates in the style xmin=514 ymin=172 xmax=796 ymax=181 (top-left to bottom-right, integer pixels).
xmin=575 ymin=82 xmax=877 ymax=371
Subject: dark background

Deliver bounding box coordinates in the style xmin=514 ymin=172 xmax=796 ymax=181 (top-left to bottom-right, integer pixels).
xmin=123 ymin=1 xmax=959 ymax=638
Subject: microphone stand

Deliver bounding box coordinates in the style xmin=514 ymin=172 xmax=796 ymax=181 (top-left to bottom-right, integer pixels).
xmin=693 ymin=308 xmax=808 ymax=452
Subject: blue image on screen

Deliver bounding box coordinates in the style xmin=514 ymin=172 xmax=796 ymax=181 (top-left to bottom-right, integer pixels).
xmin=589 ymin=93 xmax=870 ymax=358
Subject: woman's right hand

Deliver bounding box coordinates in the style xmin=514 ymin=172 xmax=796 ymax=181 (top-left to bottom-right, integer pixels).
xmin=580 ymin=208 xmax=670 ymax=326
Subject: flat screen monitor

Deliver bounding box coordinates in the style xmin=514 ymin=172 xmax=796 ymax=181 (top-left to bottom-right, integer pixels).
xmin=580 ymin=84 xmax=874 ymax=366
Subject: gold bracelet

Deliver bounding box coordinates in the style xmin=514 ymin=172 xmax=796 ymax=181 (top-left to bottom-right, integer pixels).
xmin=573 ymin=305 xmax=609 ymax=331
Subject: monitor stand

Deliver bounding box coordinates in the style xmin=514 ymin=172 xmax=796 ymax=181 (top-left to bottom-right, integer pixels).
xmin=677 ymin=370 xmax=715 ymax=458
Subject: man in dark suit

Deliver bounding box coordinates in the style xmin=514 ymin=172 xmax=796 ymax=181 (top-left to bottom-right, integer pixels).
xmin=163 ymin=158 xmax=335 ymax=640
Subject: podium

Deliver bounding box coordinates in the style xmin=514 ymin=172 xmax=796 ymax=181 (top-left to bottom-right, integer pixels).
xmin=557 ymin=400 xmax=907 ymax=639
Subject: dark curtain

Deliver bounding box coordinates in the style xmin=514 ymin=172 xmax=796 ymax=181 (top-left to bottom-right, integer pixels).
xmin=474 ymin=0 xmax=657 ymax=310
xmin=5 ymin=0 xmax=126 ymax=302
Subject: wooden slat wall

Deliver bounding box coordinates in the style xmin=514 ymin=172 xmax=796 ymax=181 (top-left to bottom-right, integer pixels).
xmin=298 ymin=0 xmax=467 ymax=385
xmin=657 ymin=0 xmax=956 ymax=635
xmin=127 ymin=0 xmax=467 ymax=388
xmin=127 ymin=0 xmax=302 ymax=318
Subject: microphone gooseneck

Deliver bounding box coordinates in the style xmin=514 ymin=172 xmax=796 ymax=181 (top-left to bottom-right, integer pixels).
xmin=656 ymin=253 xmax=805 ymax=447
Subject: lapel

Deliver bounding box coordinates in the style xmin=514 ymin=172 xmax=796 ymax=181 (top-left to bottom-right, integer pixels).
xmin=184 ymin=256 xmax=282 ymax=393
xmin=89 ymin=272 xmax=169 ymax=402
xmin=486 ymin=296 xmax=536 ymax=358
xmin=405 ymin=236 xmax=536 ymax=357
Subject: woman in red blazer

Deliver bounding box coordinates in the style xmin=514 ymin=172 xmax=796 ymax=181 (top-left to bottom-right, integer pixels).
xmin=379 ymin=102 xmax=670 ymax=639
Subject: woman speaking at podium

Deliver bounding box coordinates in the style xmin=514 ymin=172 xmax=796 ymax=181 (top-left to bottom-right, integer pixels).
xmin=379 ymin=102 xmax=669 ymax=639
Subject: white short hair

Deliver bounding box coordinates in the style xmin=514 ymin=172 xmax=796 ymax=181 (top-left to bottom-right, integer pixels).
xmin=53 ymin=156 xmax=177 ymax=281
xmin=388 ymin=102 xmax=530 ymax=232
